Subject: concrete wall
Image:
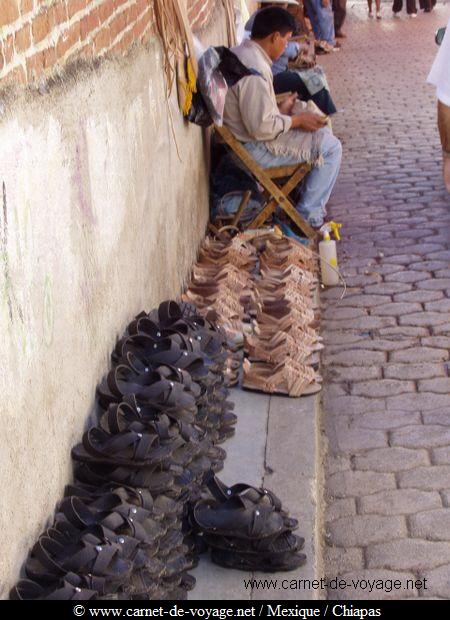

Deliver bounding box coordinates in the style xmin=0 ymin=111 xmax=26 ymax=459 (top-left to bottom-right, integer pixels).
xmin=0 ymin=7 xmax=229 ymax=598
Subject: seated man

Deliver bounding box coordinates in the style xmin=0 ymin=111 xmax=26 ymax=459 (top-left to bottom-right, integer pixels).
xmin=223 ymin=6 xmax=342 ymax=228
xmin=244 ymin=0 xmax=337 ymax=115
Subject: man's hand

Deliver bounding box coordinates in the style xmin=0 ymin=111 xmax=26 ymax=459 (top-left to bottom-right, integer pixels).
xmin=278 ymin=93 xmax=298 ymax=116
xmin=291 ymin=111 xmax=328 ymax=132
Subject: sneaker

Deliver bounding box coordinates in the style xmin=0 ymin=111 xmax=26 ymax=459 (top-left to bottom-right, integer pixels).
xmin=368 ymin=10 xmax=373 ymax=18
xmin=376 ymin=10 xmax=382 ymax=19
xmin=409 ymin=12 xmax=417 ymax=17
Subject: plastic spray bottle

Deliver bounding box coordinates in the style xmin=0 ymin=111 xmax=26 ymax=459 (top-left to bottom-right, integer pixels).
xmin=319 ymin=222 xmax=341 ymax=286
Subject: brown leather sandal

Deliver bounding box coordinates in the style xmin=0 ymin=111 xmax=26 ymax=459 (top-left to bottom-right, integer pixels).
xmin=242 ymin=359 xmax=322 ymax=397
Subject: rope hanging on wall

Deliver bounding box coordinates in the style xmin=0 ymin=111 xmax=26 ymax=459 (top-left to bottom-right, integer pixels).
xmin=221 ymin=0 xmax=237 ymax=47
xmin=153 ymin=0 xmax=198 ymax=116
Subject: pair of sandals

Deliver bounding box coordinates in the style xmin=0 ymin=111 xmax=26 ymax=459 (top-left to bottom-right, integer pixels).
xmin=259 ymin=263 xmax=318 ymax=291
xmin=11 ymin=571 xmax=100 ymax=600
xmin=261 ymin=238 xmax=317 ymax=274
xmin=24 ymin=522 xmax=134 ymax=594
xmin=191 ymin=262 xmax=250 ymax=288
xmin=242 ymin=359 xmax=322 ymax=397
xmin=98 ymin=360 xmax=201 ymax=412
xmin=182 ymin=287 xmax=245 ymax=325
xmin=199 ymin=235 xmax=257 ymax=270
xmin=127 ymin=305 xmax=229 ymax=371
xmin=245 ymin=333 xmax=321 ymax=368
xmin=193 ymin=475 xmax=306 ymax=572
xmin=254 ymin=303 xmax=319 ymax=334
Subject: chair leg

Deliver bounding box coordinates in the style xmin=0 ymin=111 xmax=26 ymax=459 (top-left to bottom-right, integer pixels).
xmin=231 ymin=190 xmax=252 ymax=227
xmin=247 ymin=167 xmax=315 ymax=238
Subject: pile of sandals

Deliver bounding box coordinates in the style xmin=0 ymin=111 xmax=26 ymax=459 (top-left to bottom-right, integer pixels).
xmin=11 ymin=301 xmax=236 ymax=600
xmin=243 ymin=236 xmax=323 ymax=397
xmin=182 ymin=235 xmax=258 ymax=386
xmin=192 ymin=474 xmax=306 ymax=572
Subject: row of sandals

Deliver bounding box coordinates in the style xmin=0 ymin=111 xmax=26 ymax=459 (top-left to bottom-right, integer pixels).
xmin=183 ymin=231 xmax=323 ymax=397
xmin=244 ymin=236 xmax=323 ymax=397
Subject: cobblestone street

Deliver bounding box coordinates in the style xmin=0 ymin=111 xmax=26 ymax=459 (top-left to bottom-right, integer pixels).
xmin=318 ymin=4 xmax=450 ymax=599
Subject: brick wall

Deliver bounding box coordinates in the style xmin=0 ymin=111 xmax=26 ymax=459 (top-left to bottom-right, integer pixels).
xmin=0 ymin=0 xmax=218 ymax=88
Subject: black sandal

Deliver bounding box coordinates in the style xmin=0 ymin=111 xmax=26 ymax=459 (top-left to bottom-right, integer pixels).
xmin=205 ymin=473 xmax=298 ymax=530
xmin=193 ymin=497 xmax=286 ymax=540
xmin=210 ymin=547 xmax=307 ymax=572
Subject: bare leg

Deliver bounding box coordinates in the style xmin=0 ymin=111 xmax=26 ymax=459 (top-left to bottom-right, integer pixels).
xmin=437 ymin=100 xmax=450 ymax=192
xmin=368 ymin=0 xmax=373 ymax=13
xmin=376 ymin=0 xmax=381 ymax=10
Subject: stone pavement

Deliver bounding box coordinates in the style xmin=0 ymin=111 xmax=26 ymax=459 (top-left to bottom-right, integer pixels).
xmin=318 ymin=3 xmax=450 ymax=600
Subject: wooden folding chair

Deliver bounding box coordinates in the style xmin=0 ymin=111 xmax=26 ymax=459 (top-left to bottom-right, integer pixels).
xmin=214 ymin=124 xmax=315 ymax=239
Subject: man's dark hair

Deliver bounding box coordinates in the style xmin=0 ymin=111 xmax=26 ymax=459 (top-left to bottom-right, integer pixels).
xmin=251 ymin=7 xmax=296 ymax=39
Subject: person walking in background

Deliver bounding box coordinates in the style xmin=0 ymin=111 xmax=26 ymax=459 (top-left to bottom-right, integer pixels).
xmin=304 ymin=0 xmax=337 ymax=48
xmin=332 ymin=0 xmax=347 ymax=37
xmin=428 ymin=19 xmax=450 ymax=192
xmin=367 ymin=0 xmax=382 ymax=19
xmin=419 ymin=0 xmax=436 ymax=12
xmin=392 ymin=0 xmax=418 ymax=17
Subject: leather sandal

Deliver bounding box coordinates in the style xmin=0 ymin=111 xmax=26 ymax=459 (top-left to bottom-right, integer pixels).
xmin=26 ymin=529 xmax=132 ymax=586
xmin=204 ymin=531 xmax=304 ymax=555
xmin=65 ymin=483 xmax=157 ymax=516
xmin=74 ymin=462 xmax=174 ymax=494
xmin=243 ymin=359 xmax=322 ymax=397
xmin=10 ymin=574 xmax=98 ymax=600
xmin=72 ymin=427 xmax=173 ymax=468
xmin=210 ymin=547 xmax=307 ymax=572
xmin=113 ymin=336 xmax=208 ymax=380
xmin=245 ymin=334 xmax=320 ymax=367
xmin=57 ymin=497 xmax=165 ymax=549
xmin=259 ymin=264 xmax=318 ymax=289
xmin=204 ymin=474 xmax=298 ymax=530
xmin=193 ymin=497 xmax=286 ymax=540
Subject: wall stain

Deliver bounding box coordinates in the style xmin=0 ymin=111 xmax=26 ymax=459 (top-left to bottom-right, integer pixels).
xmin=43 ymin=275 xmax=54 ymax=347
xmin=72 ymin=123 xmax=97 ymax=225
xmin=1 ymin=181 xmax=13 ymax=322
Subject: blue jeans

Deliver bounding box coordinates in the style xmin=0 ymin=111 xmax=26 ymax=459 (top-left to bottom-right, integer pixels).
xmin=305 ymin=0 xmax=336 ymax=46
xmin=244 ymin=127 xmax=342 ymax=227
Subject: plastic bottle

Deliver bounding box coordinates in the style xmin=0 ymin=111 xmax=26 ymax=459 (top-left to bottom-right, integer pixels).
xmin=319 ymin=223 xmax=340 ymax=286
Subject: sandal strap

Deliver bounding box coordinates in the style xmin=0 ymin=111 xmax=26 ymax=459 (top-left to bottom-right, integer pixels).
xmin=58 ymin=497 xmax=97 ymax=529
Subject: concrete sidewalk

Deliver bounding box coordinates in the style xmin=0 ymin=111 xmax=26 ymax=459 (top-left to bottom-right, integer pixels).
xmin=190 ymin=388 xmax=322 ymax=600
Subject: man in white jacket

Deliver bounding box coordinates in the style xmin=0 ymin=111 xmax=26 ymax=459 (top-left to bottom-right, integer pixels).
xmin=427 ymin=20 xmax=450 ymax=192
